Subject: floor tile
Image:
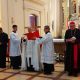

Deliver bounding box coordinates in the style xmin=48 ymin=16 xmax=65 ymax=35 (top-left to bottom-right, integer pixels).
xmin=38 ymin=72 xmax=60 ymax=78
xmin=60 ymin=73 xmax=80 ymax=80
xmin=4 ymin=69 xmax=20 ymax=73
xmin=20 ymin=71 xmax=38 ymax=75
xmin=0 ymin=72 xmax=12 ymax=79
xmin=6 ymin=74 xmax=31 ymax=80
xmin=32 ymin=77 xmax=52 ymax=80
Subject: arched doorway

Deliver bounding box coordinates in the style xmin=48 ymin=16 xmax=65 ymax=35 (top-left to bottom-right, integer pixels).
xmin=29 ymin=14 xmax=38 ymax=27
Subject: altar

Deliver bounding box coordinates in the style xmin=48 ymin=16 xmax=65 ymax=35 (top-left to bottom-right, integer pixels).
xmin=53 ymin=39 xmax=65 ymax=62
xmin=53 ymin=39 xmax=65 ymax=54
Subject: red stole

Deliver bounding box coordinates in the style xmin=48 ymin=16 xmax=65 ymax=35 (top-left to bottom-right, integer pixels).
xmin=73 ymin=44 xmax=78 ymax=69
xmin=33 ymin=30 xmax=40 ymax=38
xmin=24 ymin=30 xmax=40 ymax=40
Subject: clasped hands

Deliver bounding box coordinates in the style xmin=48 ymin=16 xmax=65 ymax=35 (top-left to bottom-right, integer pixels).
xmin=66 ymin=37 xmax=76 ymax=43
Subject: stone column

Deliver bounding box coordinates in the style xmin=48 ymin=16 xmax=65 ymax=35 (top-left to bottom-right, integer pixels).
xmin=69 ymin=0 xmax=74 ymax=15
xmin=40 ymin=0 xmax=63 ymax=37
xmin=49 ymin=0 xmax=63 ymax=38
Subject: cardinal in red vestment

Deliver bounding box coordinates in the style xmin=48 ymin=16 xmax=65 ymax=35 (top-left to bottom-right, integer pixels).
xmin=23 ymin=27 xmax=40 ymax=71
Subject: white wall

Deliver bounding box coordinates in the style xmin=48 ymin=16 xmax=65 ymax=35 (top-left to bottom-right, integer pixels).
xmin=1 ymin=0 xmax=9 ymax=33
xmin=7 ymin=0 xmax=24 ymax=37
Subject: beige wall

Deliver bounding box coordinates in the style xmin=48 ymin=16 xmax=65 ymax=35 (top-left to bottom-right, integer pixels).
xmin=0 ymin=0 xmax=64 ymax=37
xmin=0 ymin=0 xmax=24 ymax=37
xmin=24 ymin=0 xmax=45 ymax=35
xmin=0 ymin=0 xmax=1 ymax=26
xmin=1 ymin=0 xmax=9 ymax=33
xmin=7 ymin=0 xmax=24 ymax=37
xmin=0 ymin=0 xmax=46 ymax=37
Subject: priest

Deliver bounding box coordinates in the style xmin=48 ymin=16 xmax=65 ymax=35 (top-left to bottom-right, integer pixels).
xmin=0 ymin=28 xmax=8 ymax=68
xmin=36 ymin=25 xmax=55 ymax=75
xmin=64 ymin=21 xmax=80 ymax=76
xmin=22 ymin=27 xmax=41 ymax=71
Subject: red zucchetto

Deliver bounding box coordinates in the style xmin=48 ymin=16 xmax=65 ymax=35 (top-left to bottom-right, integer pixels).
xmin=70 ymin=21 xmax=75 ymax=25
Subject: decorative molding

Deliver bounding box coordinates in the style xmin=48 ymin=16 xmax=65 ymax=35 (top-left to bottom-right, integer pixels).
xmin=24 ymin=26 xmax=41 ymax=29
xmin=24 ymin=0 xmax=45 ymax=5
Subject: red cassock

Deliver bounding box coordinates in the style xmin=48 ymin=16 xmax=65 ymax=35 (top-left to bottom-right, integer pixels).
xmin=24 ymin=30 xmax=42 ymax=47
xmin=24 ymin=32 xmax=34 ymax=40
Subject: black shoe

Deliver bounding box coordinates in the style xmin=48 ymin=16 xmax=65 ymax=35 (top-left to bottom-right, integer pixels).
xmin=13 ymin=67 xmax=20 ymax=69
xmin=44 ymin=72 xmax=52 ymax=75
xmin=27 ymin=67 xmax=35 ymax=72
xmin=73 ymin=73 xmax=78 ymax=77
xmin=68 ymin=72 xmax=73 ymax=76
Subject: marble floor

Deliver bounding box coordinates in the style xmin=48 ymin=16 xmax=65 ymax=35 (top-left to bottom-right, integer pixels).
xmin=0 ymin=63 xmax=80 ymax=80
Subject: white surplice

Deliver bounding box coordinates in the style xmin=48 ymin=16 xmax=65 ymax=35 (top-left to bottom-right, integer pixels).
xmin=21 ymin=41 xmax=27 ymax=70
xmin=36 ymin=32 xmax=55 ymax=64
xmin=26 ymin=40 xmax=35 ymax=67
xmin=32 ymin=40 xmax=41 ymax=71
xmin=10 ymin=32 xmax=21 ymax=57
xmin=26 ymin=40 xmax=40 ymax=71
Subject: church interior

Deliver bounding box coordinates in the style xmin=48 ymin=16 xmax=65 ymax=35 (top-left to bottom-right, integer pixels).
xmin=0 ymin=0 xmax=80 ymax=80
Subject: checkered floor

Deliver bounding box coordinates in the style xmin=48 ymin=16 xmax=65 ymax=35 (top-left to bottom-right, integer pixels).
xmin=0 ymin=63 xmax=80 ymax=80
